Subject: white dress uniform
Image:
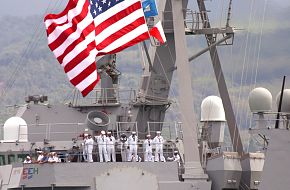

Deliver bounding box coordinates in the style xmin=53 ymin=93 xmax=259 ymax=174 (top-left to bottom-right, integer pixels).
xmin=85 ymin=136 xmax=94 ymax=162
xmin=153 ymin=132 xmax=165 ymax=162
xmin=97 ymin=133 xmax=109 ymax=162
xmin=82 ymin=136 xmax=88 ymax=162
xmin=106 ymin=134 xmax=116 ymax=162
xmin=143 ymin=137 xmax=153 ymax=162
xmin=128 ymin=133 xmax=138 ymax=161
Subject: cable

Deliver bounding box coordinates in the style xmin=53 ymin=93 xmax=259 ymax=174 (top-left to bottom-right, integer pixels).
xmin=0 ymin=0 xmax=61 ymax=103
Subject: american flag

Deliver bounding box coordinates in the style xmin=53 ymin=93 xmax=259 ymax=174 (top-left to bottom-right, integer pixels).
xmin=44 ymin=0 xmax=150 ymax=96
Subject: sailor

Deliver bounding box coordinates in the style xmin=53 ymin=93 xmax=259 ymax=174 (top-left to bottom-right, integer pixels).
xmin=86 ymin=134 xmax=94 ymax=162
xmin=167 ymin=150 xmax=181 ymax=164
xmin=128 ymin=131 xmax=138 ymax=162
xmin=106 ymin=131 xmax=116 ymax=162
xmin=36 ymin=151 xmax=44 ymax=163
xmin=153 ymin=131 xmax=165 ymax=162
xmin=48 ymin=153 xmax=56 ymax=163
xmin=52 ymin=152 xmax=61 ymax=163
xmin=82 ymin=133 xmax=89 ymax=162
xmin=97 ymin=130 xmax=109 ymax=162
xmin=143 ymin=134 xmax=153 ymax=162
xmin=23 ymin=156 xmax=32 ymax=164
xmin=119 ymin=133 xmax=129 ymax=162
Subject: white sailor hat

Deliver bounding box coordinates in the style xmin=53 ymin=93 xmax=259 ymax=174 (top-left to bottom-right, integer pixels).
xmin=132 ymin=131 xmax=136 ymax=134
xmin=146 ymin=134 xmax=151 ymax=137
xmin=107 ymin=131 xmax=111 ymax=134
xmin=84 ymin=133 xmax=89 ymax=136
xmin=156 ymin=131 xmax=161 ymax=134
xmin=26 ymin=156 xmax=31 ymax=159
xmin=101 ymin=130 xmax=106 ymax=135
xmin=174 ymin=150 xmax=178 ymax=153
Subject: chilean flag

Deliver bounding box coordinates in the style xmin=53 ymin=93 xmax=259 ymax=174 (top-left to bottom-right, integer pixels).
xmin=149 ymin=21 xmax=166 ymax=44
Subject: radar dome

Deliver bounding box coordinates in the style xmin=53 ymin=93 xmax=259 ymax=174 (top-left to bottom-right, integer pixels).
xmin=249 ymin=87 xmax=272 ymax=112
xmin=201 ymin=96 xmax=226 ymax=122
xmin=3 ymin=117 xmax=28 ymax=142
xmin=276 ymin=89 xmax=290 ymax=113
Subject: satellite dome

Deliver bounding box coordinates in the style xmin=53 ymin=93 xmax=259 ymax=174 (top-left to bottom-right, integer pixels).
xmin=249 ymin=87 xmax=272 ymax=112
xmin=276 ymin=89 xmax=290 ymax=113
xmin=201 ymin=96 xmax=226 ymax=122
xmin=3 ymin=117 xmax=28 ymax=142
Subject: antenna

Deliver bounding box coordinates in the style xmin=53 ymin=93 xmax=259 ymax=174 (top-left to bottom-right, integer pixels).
xmin=226 ymin=0 xmax=233 ymax=27
xmin=275 ymin=76 xmax=286 ymax=129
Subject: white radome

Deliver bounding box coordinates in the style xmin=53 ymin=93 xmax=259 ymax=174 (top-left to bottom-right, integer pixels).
xmin=249 ymin=87 xmax=272 ymax=113
xmin=3 ymin=117 xmax=28 ymax=142
xmin=201 ymin=96 xmax=226 ymax=122
xmin=276 ymin=89 xmax=290 ymax=113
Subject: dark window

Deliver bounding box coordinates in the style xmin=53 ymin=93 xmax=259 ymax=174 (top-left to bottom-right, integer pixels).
xmin=17 ymin=154 xmax=27 ymax=163
xmin=0 ymin=155 xmax=5 ymax=165
xmin=8 ymin=154 xmax=15 ymax=164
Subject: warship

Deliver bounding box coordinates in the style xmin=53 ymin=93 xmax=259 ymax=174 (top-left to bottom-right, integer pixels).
xmin=0 ymin=0 xmax=289 ymax=190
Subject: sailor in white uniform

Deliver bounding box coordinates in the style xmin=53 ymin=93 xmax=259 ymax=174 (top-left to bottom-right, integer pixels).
xmin=23 ymin=156 xmax=32 ymax=164
xmin=86 ymin=134 xmax=94 ymax=162
xmin=106 ymin=131 xmax=116 ymax=162
xmin=153 ymin=131 xmax=165 ymax=162
xmin=97 ymin=130 xmax=109 ymax=162
xmin=82 ymin=133 xmax=89 ymax=162
xmin=143 ymin=134 xmax=153 ymax=162
xmin=128 ymin=131 xmax=138 ymax=162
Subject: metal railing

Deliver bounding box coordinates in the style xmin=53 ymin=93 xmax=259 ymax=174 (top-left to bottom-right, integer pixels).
xmin=0 ymin=123 xmax=86 ymax=142
xmin=72 ymin=88 xmax=137 ymax=107
xmin=147 ymin=122 xmax=182 ymax=141
xmin=0 ymin=121 xmax=184 ymax=151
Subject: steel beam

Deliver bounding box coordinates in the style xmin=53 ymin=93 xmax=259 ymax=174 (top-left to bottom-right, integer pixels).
xmin=197 ymin=0 xmax=244 ymax=154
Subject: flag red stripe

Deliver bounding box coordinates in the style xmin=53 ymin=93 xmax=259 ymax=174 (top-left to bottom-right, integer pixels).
xmin=98 ymin=32 xmax=150 ymax=56
xmin=96 ymin=17 xmax=146 ymax=50
xmin=56 ymin=22 xmax=95 ymax=64
xmin=149 ymin=27 xmax=164 ymax=43
xmin=95 ymin=2 xmax=142 ymax=36
xmin=64 ymin=41 xmax=96 ymax=73
xmin=44 ymin=0 xmax=77 ymax=21
xmin=48 ymin=2 xmax=89 ymax=51
xmin=81 ymin=74 xmax=100 ymax=97
xmin=70 ymin=63 xmax=96 ymax=86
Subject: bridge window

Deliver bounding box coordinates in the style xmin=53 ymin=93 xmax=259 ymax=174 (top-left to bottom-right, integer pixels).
xmin=17 ymin=154 xmax=27 ymax=163
xmin=8 ymin=154 xmax=16 ymax=164
xmin=0 ymin=155 xmax=5 ymax=165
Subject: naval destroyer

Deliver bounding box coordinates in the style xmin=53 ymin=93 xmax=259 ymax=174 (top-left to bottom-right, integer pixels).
xmin=0 ymin=0 xmax=289 ymax=190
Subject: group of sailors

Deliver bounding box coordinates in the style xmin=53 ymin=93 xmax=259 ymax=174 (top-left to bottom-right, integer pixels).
xmin=23 ymin=151 xmax=61 ymax=164
xmin=82 ymin=130 xmax=178 ymax=163
xmin=23 ymin=130 xmax=180 ymax=164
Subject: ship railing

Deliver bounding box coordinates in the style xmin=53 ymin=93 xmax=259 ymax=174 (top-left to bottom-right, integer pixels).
xmin=0 ymin=121 xmax=183 ymax=143
xmin=146 ymin=121 xmax=183 ymax=141
xmin=250 ymin=111 xmax=290 ymax=131
xmin=0 ymin=122 xmax=86 ymax=142
xmin=116 ymin=122 xmax=138 ymax=139
xmin=71 ymin=88 xmax=137 ymax=107
xmin=19 ymin=142 xmax=180 ymax=163
xmin=161 ymin=9 xmax=207 ymax=33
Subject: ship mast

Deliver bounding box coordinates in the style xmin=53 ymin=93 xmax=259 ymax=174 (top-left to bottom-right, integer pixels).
xmin=195 ymin=0 xmax=244 ymax=154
